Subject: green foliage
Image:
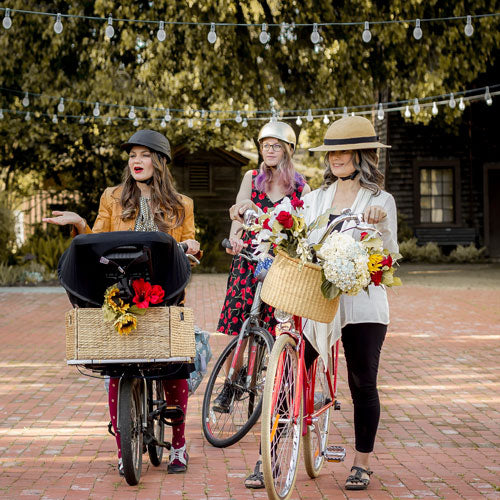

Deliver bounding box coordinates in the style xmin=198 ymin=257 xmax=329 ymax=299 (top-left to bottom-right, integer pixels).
xmin=448 ymin=243 xmax=486 ymax=263
xmin=0 ymin=261 xmax=56 ymax=286
xmin=0 ymin=195 xmax=16 ymax=263
xmin=399 ymin=238 xmax=444 ymax=263
xmin=19 ymin=224 xmax=72 ymax=272
xmin=397 ymin=211 xmax=414 ymax=243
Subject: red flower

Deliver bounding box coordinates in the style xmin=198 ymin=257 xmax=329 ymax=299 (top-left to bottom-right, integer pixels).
xmin=290 ymin=192 xmax=304 ymax=209
xmin=263 ymin=207 xmax=268 ymax=213
xmin=371 ymin=270 xmax=383 ymax=286
xmin=132 ymin=278 xmax=152 ymax=308
xmin=276 ymin=211 xmax=294 ymax=229
xmin=263 ymin=218 xmax=272 ymax=230
xmin=381 ymin=254 xmax=393 ymax=268
xmin=149 ymin=284 xmax=165 ymax=304
xmin=360 ymin=231 xmax=368 ymax=240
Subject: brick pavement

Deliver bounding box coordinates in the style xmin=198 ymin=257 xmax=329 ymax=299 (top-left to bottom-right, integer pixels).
xmin=0 ymin=276 xmax=499 ymax=499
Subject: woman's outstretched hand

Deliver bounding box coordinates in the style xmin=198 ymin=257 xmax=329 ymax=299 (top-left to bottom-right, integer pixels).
xmin=42 ymin=211 xmax=86 ymax=231
xmin=229 ymin=199 xmax=258 ymax=224
xmin=181 ymin=239 xmax=201 ymax=255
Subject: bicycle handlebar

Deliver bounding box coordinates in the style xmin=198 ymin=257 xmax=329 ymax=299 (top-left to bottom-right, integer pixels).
xmin=221 ymin=238 xmax=258 ymax=262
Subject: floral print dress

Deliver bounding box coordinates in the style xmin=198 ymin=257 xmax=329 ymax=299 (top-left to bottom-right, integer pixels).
xmin=217 ymin=170 xmax=304 ymax=336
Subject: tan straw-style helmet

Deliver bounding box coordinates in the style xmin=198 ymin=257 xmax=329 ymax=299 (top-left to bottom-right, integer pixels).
xmin=309 ymin=116 xmax=390 ymax=152
xmin=258 ymin=121 xmax=297 ymax=150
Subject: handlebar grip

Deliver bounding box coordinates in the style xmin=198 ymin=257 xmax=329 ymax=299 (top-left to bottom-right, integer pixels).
xmin=221 ymin=238 xmax=233 ymax=249
xmin=179 ymin=242 xmax=188 ymax=252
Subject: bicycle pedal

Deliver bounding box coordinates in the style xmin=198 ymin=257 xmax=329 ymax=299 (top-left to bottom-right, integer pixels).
xmin=334 ymin=400 xmax=341 ymax=410
xmin=324 ymin=445 xmax=346 ymax=462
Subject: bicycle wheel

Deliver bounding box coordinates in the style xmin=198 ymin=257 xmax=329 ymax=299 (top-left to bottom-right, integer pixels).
xmin=261 ymin=334 xmax=302 ymax=500
xmin=119 ymin=377 xmax=144 ymax=486
xmin=303 ymin=355 xmax=332 ymax=478
xmin=147 ymin=379 xmax=165 ymax=467
xmin=202 ymin=327 xmax=273 ymax=448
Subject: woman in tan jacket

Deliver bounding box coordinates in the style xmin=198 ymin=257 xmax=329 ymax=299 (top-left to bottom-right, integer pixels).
xmin=44 ymin=129 xmax=199 ymax=476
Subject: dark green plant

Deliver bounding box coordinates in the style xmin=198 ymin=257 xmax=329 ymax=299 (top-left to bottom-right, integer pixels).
xmin=397 ymin=211 xmax=414 ymax=243
xmin=0 ymin=196 xmax=16 ymax=264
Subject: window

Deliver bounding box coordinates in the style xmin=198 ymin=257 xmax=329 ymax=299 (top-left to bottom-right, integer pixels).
xmin=188 ymin=164 xmax=211 ymax=192
xmin=419 ymin=167 xmax=455 ymax=223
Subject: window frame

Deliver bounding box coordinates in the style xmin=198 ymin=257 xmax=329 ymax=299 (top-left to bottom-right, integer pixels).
xmin=412 ymin=160 xmax=461 ymax=227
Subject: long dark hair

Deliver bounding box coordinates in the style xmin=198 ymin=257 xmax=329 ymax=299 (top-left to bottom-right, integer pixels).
xmin=119 ymin=150 xmax=185 ymax=231
xmin=322 ymin=149 xmax=384 ymax=194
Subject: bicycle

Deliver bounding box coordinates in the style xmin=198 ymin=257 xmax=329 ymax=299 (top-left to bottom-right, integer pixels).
xmin=259 ymin=210 xmax=369 ymax=500
xmin=201 ymin=236 xmax=274 ymax=448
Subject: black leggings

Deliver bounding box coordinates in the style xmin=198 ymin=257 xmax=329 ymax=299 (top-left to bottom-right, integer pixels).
xmin=304 ymin=323 xmax=386 ymax=454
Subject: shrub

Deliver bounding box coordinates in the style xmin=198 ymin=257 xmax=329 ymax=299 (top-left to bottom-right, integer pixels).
xmin=448 ymin=243 xmax=486 ymax=263
xmin=397 ymin=211 xmax=414 ymax=242
xmin=0 ymin=261 xmax=56 ymax=286
xmin=399 ymin=238 xmax=444 ymax=263
xmin=0 ymin=197 xmax=16 ymax=264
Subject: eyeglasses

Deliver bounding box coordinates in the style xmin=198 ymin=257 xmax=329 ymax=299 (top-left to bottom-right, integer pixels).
xmin=261 ymin=143 xmax=283 ymax=152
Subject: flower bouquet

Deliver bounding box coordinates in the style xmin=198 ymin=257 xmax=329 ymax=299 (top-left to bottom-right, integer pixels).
xmin=102 ymin=278 xmax=165 ymax=334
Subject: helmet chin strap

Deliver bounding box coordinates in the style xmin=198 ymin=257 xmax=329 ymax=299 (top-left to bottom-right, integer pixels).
xmin=339 ymin=170 xmax=359 ymax=181
xmin=136 ymin=177 xmax=154 ymax=185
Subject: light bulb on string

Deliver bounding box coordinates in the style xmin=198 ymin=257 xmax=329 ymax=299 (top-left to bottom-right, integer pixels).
xmin=54 ymin=13 xmax=63 ymax=34
xmin=0 ymin=109 xmax=3 ymax=119
xmin=235 ymin=111 xmax=242 ymax=123
xmin=485 ymin=87 xmax=493 ymax=106
xmin=25 ymin=112 xmax=31 ymax=122
xmin=431 ymin=102 xmax=438 ymax=115
xmin=207 ymin=23 xmax=217 ymax=44
xmin=164 ymin=109 xmax=172 ymax=122
xmin=22 ymin=92 xmax=30 ymax=107
xmin=449 ymin=93 xmax=456 ymax=108
xmin=93 ymin=102 xmax=100 ymax=117
xmin=105 ymin=15 xmax=115 ymax=39
xmin=187 ymin=118 xmax=193 ymax=128
xmin=79 ymin=115 xmax=85 ymax=124
xmin=323 ymin=114 xmax=329 ymax=124
xmin=306 ymin=109 xmax=313 ymax=122
xmin=413 ymin=98 xmax=420 ymax=114
xmin=296 ymin=116 xmax=302 ymax=126
xmin=160 ymin=119 xmax=166 ymax=128
xmin=404 ymin=105 xmax=411 ymax=118
xmin=342 ymin=106 xmax=348 ymax=118
xmin=157 ymin=21 xmax=166 ymax=42
xmin=351 ymin=112 xmax=355 ymax=116
xmin=133 ymin=117 xmax=139 ymax=127
xmin=377 ymin=103 xmax=384 ymax=121
xmin=52 ymin=114 xmax=58 ymax=124
xmin=311 ymin=23 xmax=320 ymax=44
xmin=3 ymin=8 xmax=12 ymax=29
xmin=458 ymin=97 xmax=465 ymax=111
xmin=214 ymin=118 xmax=221 ymax=127
xmin=57 ymin=98 xmax=65 ymax=113
xmin=242 ymin=118 xmax=248 ymax=127
xmin=105 ymin=117 xmax=112 ymax=125
xmin=128 ymin=106 xmax=136 ymax=119
xmin=413 ymin=19 xmax=422 ymax=40
xmin=259 ymin=23 xmax=270 ymax=44
xmin=464 ymin=15 xmax=474 ymax=37
xmin=362 ymin=21 xmax=372 ymax=43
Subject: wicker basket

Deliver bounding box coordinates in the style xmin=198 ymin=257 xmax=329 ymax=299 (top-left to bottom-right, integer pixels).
xmin=260 ymin=249 xmax=340 ymax=323
xmin=65 ymin=306 xmax=196 ymax=362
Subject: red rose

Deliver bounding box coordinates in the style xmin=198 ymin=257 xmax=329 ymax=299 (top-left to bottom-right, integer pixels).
xmin=149 ymin=284 xmax=165 ymax=304
xmin=381 ymin=255 xmax=393 ymax=268
xmin=371 ymin=270 xmax=383 ymax=286
xmin=276 ymin=211 xmax=293 ymax=229
xmin=291 ymin=192 xmax=304 ymax=209
xmin=263 ymin=218 xmax=271 ymax=230
xmin=360 ymin=232 xmax=368 ymax=240
xmin=132 ymin=278 xmax=152 ymax=308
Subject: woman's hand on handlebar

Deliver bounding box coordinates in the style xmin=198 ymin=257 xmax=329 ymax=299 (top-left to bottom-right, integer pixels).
xmin=363 ymin=205 xmax=387 ymax=224
xmin=42 ymin=211 xmax=86 ymax=231
xmin=181 ymin=239 xmax=200 ymax=255
xmin=226 ymin=236 xmax=246 ymax=255
xmin=229 ymin=199 xmax=258 ymax=223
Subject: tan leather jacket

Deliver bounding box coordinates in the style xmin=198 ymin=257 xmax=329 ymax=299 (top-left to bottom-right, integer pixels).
xmin=76 ymin=185 xmax=195 ymax=243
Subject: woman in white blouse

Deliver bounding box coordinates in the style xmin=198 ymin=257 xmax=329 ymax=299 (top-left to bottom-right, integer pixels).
xmin=230 ymin=115 xmax=398 ymax=491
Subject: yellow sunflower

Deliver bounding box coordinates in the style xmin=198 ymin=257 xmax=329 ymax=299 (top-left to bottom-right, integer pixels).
xmin=114 ymin=313 xmax=138 ymax=335
xmin=104 ymin=286 xmax=129 ymax=314
xmin=368 ymin=253 xmax=384 ymax=273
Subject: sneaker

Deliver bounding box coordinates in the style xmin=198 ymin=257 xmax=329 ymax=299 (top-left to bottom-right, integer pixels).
xmin=118 ymin=458 xmax=124 ymax=477
xmin=212 ymin=382 xmax=234 ymax=413
xmin=167 ymin=444 xmax=189 ymax=474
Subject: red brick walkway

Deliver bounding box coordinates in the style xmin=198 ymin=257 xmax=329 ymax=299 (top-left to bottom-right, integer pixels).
xmin=0 ymin=277 xmax=499 ymax=499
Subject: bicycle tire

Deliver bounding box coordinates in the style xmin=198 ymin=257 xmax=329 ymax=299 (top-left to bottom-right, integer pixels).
xmin=303 ymin=355 xmax=332 ymax=478
xmin=202 ymin=326 xmax=273 ymax=448
xmin=147 ymin=379 xmax=165 ymax=467
xmin=119 ymin=377 xmax=144 ymax=486
xmin=261 ymin=333 xmax=302 ymax=500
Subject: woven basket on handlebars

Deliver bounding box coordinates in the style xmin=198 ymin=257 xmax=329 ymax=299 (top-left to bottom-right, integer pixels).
xmin=260 ymin=249 xmax=340 ymax=324
xmin=65 ymin=306 xmax=196 ymax=362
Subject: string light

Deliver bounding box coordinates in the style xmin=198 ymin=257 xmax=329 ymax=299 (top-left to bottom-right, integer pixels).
xmin=235 ymin=111 xmax=242 ymax=123
xmin=0 ymin=109 xmax=4 ymax=119
xmin=296 ymin=116 xmax=302 ymax=126
xmin=2 ymin=8 xmax=12 ymax=29
xmin=57 ymin=98 xmax=65 ymax=113
xmin=93 ymin=102 xmax=100 ymax=117
xmin=105 ymin=116 xmax=112 ymax=125
xmin=207 ymin=23 xmax=217 ymax=44
xmin=164 ymin=109 xmax=172 ymax=122
xmin=157 ymin=21 xmax=166 ymax=42
xmin=432 ymin=102 xmax=438 ymax=115
xmin=128 ymin=106 xmax=136 ymax=119
xmin=133 ymin=117 xmax=139 ymax=126
xmin=311 ymin=23 xmax=320 ymax=44
xmin=342 ymin=106 xmax=348 ymax=118
xmin=79 ymin=115 xmax=85 ymax=124
xmin=449 ymin=93 xmax=456 ymax=108
xmin=377 ymin=103 xmax=384 ymax=120
xmin=404 ymin=105 xmax=411 ymax=118
xmin=160 ymin=118 xmax=166 ymax=128
xmin=459 ymin=97 xmax=465 ymax=110
xmin=25 ymin=112 xmax=31 ymax=121
xmin=242 ymin=118 xmax=248 ymax=127
xmin=22 ymin=92 xmax=29 ymax=107
xmin=52 ymin=114 xmax=58 ymax=123
xmin=485 ymin=86 xmax=493 ymax=105
xmin=362 ymin=21 xmax=371 ymax=43
xmin=413 ymin=98 xmax=420 ymax=114
xmin=105 ymin=15 xmax=114 ymax=39
xmin=259 ymin=23 xmax=270 ymax=44
xmin=323 ymin=114 xmax=329 ymax=124
xmin=464 ymin=15 xmax=474 ymax=36
xmin=413 ymin=19 xmax=422 ymax=40
xmin=306 ymin=109 xmax=313 ymax=122
xmin=214 ymin=117 xmax=221 ymax=127
xmin=54 ymin=13 xmax=63 ymax=34
xmin=187 ymin=118 xmax=193 ymax=128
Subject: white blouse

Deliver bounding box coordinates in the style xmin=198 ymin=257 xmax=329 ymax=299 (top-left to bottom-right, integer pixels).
xmin=301 ymin=182 xmax=399 ymax=366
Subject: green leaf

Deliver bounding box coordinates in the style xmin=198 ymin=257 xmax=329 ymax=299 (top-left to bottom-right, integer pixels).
xmin=129 ymin=305 xmax=147 ymax=316
xmin=102 ymin=306 xmax=118 ymax=323
xmin=321 ymin=278 xmax=340 ymax=299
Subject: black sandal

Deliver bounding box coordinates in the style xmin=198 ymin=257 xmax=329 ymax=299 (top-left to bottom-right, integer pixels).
xmin=345 ymin=465 xmax=373 ymax=490
xmin=244 ymin=460 xmax=264 ymax=489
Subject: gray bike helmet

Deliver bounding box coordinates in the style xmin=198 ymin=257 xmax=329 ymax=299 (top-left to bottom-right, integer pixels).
xmin=121 ymin=129 xmax=172 ymax=163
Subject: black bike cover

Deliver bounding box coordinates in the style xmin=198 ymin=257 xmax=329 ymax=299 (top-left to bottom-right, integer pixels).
xmin=58 ymin=231 xmax=191 ymax=307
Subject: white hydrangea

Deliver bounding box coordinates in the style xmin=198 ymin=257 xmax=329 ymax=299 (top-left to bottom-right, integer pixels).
xmin=317 ymin=231 xmax=370 ymax=295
